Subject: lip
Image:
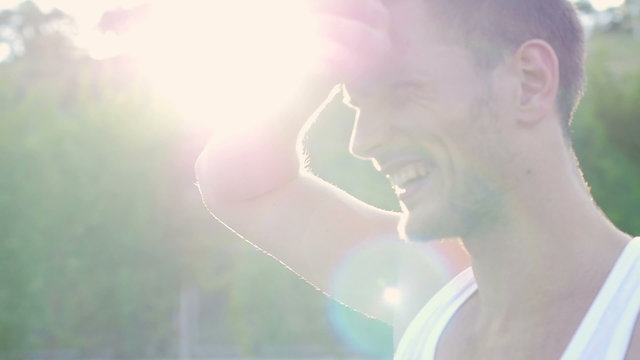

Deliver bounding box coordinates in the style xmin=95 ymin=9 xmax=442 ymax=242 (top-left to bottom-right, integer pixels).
xmin=396 ymin=172 xmax=431 ymax=208
xmin=377 ymin=159 xmax=435 ymax=207
xmin=378 ymin=158 xmax=432 ymax=178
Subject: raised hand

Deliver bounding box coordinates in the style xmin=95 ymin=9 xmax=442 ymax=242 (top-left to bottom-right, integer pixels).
xmin=310 ymin=0 xmax=392 ymax=83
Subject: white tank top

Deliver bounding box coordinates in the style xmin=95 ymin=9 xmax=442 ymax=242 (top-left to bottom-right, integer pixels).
xmin=395 ymin=238 xmax=640 ymax=359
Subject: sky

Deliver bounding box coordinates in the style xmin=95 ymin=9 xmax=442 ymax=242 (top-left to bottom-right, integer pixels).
xmin=0 ymin=0 xmax=630 ymax=25
xmin=0 ymin=0 xmax=145 ymax=28
xmin=586 ymin=0 xmax=627 ymax=10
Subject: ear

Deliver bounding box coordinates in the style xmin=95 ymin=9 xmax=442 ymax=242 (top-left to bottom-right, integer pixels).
xmin=513 ymin=39 xmax=559 ymax=125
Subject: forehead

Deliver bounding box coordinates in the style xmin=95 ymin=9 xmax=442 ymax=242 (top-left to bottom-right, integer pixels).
xmin=348 ymin=0 xmax=473 ymax=91
xmin=385 ymin=0 xmax=436 ymax=50
xmin=393 ymin=0 xmax=466 ymax=46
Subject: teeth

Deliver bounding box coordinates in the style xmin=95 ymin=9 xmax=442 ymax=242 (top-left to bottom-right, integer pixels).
xmin=387 ymin=163 xmax=429 ymax=190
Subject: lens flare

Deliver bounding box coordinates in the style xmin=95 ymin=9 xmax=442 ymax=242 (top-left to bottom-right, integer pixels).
xmin=326 ymin=236 xmax=459 ymax=356
xmin=382 ymin=286 xmax=403 ymax=306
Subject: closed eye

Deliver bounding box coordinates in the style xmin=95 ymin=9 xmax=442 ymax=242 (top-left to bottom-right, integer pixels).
xmin=342 ymin=82 xmax=426 ymax=109
xmin=388 ymin=82 xmax=425 ymax=106
xmin=391 ymin=82 xmax=425 ymax=95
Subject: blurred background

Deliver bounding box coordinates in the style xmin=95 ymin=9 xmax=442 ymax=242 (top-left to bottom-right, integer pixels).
xmin=0 ymin=0 xmax=638 ymax=358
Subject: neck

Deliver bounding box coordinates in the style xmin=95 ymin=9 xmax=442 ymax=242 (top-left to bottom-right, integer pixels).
xmin=462 ymin=132 xmax=632 ymax=325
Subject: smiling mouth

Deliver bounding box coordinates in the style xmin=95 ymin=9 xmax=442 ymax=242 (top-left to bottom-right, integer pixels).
xmin=385 ymin=162 xmax=431 ymax=197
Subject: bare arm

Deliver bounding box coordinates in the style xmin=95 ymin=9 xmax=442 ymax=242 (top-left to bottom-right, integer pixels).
xmin=194 ymin=0 xmax=470 ymax=325
xmin=195 ymin=88 xmax=469 ymax=325
xmin=195 ymin=80 xmax=403 ymax=322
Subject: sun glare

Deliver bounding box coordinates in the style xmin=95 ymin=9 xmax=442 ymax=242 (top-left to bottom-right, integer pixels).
xmin=382 ymin=286 xmax=403 ymax=306
xmin=590 ymin=0 xmax=626 ymax=11
xmin=88 ymin=0 xmax=323 ymax=132
xmin=0 ymin=42 xmax=11 ymax=62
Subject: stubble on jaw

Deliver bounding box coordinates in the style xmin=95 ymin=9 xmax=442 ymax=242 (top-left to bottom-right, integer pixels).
xmin=398 ymin=79 xmax=513 ymax=244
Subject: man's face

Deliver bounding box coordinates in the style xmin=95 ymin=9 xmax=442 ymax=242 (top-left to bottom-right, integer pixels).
xmin=345 ymin=0 xmax=518 ymax=241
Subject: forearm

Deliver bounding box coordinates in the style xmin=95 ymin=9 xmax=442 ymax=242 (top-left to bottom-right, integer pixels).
xmin=195 ymin=80 xmax=339 ymax=206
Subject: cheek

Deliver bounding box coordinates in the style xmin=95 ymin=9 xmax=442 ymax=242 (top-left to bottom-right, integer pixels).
xmin=441 ymin=94 xmax=513 ymax=189
xmin=435 ymin=63 xmax=489 ymax=114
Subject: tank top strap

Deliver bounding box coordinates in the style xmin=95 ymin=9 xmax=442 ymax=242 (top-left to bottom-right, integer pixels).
xmin=395 ymin=238 xmax=640 ymax=360
xmin=561 ymin=237 xmax=640 ymax=360
xmin=395 ymin=267 xmax=477 ymax=359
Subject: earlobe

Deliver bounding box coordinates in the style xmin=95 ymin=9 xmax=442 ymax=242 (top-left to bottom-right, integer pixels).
xmin=515 ymin=39 xmax=559 ymax=125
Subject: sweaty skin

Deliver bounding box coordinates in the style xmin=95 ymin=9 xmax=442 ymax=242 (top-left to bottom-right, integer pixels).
xmin=196 ymin=0 xmax=637 ymax=357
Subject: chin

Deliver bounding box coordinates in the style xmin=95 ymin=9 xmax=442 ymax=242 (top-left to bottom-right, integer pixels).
xmin=399 ymin=174 xmax=508 ymax=242
xmin=400 ymin=200 xmax=493 ymax=242
xmin=399 ymin=206 xmax=462 ymax=242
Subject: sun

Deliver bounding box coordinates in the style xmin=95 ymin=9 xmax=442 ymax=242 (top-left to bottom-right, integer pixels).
xmin=87 ymin=0 xmax=323 ymax=131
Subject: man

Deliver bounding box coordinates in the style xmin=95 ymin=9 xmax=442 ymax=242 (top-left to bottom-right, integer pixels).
xmin=195 ymin=0 xmax=640 ymax=358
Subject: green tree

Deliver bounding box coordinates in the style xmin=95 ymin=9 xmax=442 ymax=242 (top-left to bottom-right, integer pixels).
xmin=572 ymin=33 xmax=640 ymax=236
xmin=0 ymin=1 xmax=74 ymax=61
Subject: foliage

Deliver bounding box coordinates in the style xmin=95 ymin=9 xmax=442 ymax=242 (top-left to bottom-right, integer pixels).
xmin=0 ymin=1 xmax=75 ymax=61
xmin=0 ymin=1 xmax=638 ymax=358
xmin=0 ymin=55 xmax=184 ymax=357
xmin=571 ymin=33 xmax=640 ymax=236
xmin=0 ymin=2 xmax=383 ymax=357
xmin=575 ymin=0 xmax=596 ymax=14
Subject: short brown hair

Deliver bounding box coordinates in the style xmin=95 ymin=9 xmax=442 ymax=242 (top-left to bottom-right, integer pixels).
xmin=427 ymin=0 xmax=586 ymax=134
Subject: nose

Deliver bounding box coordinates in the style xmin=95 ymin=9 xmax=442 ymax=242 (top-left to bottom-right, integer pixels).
xmin=348 ymin=107 xmax=390 ymax=160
